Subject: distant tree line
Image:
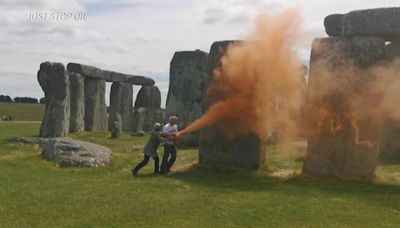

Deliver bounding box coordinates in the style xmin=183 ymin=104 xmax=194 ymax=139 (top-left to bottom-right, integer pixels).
xmin=0 ymin=95 xmax=45 ymax=104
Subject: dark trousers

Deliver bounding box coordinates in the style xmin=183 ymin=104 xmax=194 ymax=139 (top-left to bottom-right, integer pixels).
xmin=132 ymin=154 xmax=160 ymax=174
xmin=161 ymin=144 xmax=177 ymax=174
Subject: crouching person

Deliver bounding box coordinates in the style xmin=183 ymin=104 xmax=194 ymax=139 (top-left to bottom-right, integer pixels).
xmin=132 ymin=123 xmax=162 ymax=176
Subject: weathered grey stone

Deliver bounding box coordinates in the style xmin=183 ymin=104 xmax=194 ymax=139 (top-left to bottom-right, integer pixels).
xmin=324 ymin=14 xmax=343 ymax=37
xmin=198 ymin=40 xmax=265 ymax=170
xmin=342 ymin=7 xmax=400 ymax=41
xmin=67 ymin=63 xmax=155 ymax=86
xmin=110 ymin=113 xmax=122 ymax=139
xmin=134 ymin=86 xmax=161 ymax=109
xmin=380 ymin=119 xmax=400 ymax=159
xmin=132 ymin=108 xmax=165 ymax=133
xmin=69 ymin=73 xmax=85 ymax=132
xmin=379 ymin=41 xmax=400 ymax=158
xmin=42 ymin=138 xmax=112 ymax=167
xmin=204 ymin=40 xmax=241 ymax=107
xmin=200 ymin=128 xmax=264 ymax=169
xmin=133 ymin=107 xmax=146 ymax=136
xmin=11 ymin=137 xmax=49 ymax=146
xmin=385 ymin=41 xmax=400 ymax=61
xmin=109 ymin=82 xmax=133 ymax=131
xmin=84 ymin=78 xmax=108 ymax=131
xmin=133 ymin=85 xmax=163 ymax=133
xmin=303 ymin=37 xmax=385 ymax=179
xmin=166 ymin=50 xmax=208 ymax=146
xmin=37 ymin=62 xmax=70 ymax=138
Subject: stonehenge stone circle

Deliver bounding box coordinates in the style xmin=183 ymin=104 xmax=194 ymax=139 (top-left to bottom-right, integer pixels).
xmin=37 ymin=62 xmax=70 ymax=138
xmin=166 ymin=50 xmax=208 ymax=146
xmin=303 ymin=36 xmax=385 ymax=179
xmin=199 ymin=40 xmax=265 ymax=170
xmin=69 ymin=73 xmax=85 ymax=132
xmin=39 ymin=61 xmax=155 ymax=137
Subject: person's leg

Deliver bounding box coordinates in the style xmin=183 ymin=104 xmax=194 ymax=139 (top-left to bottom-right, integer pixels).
xmin=167 ymin=146 xmax=177 ymax=172
xmin=160 ymin=145 xmax=171 ymax=174
xmin=132 ymin=155 xmax=150 ymax=175
xmin=153 ymin=155 xmax=160 ymax=174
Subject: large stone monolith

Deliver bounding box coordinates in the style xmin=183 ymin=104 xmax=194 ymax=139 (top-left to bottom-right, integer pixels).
xmin=69 ymin=73 xmax=85 ymax=132
xmin=134 ymin=85 xmax=161 ymax=109
xmin=84 ymin=78 xmax=108 ymax=131
xmin=166 ymin=50 xmax=208 ymax=146
xmin=303 ymin=37 xmax=385 ymax=179
xmin=199 ymin=40 xmax=265 ymax=170
xmin=37 ymin=62 xmax=70 ymax=138
xmin=110 ymin=112 xmax=122 ymax=139
xmin=379 ymin=41 xmax=400 ymax=159
xmin=109 ymin=82 xmax=133 ymax=132
xmin=133 ymin=85 xmax=163 ymax=132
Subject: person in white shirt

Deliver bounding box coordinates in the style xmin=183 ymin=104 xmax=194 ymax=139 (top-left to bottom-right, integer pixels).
xmin=161 ymin=116 xmax=178 ymax=174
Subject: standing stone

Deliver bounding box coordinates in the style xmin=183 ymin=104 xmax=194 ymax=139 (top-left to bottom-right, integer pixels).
xmin=303 ymin=37 xmax=385 ymax=179
xmin=69 ymin=73 xmax=85 ymax=132
xmin=109 ymin=82 xmax=133 ymax=132
xmin=37 ymin=62 xmax=70 ymax=138
xmin=133 ymin=86 xmax=162 ymax=132
xmin=84 ymin=78 xmax=108 ymax=131
xmin=133 ymin=107 xmax=146 ymax=136
xmin=379 ymin=41 xmax=400 ymax=159
xmin=110 ymin=112 xmax=122 ymax=139
xmin=199 ymin=40 xmax=265 ymax=170
xmin=134 ymin=85 xmax=161 ymax=109
xmin=166 ymin=50 xmax=208 ymax=146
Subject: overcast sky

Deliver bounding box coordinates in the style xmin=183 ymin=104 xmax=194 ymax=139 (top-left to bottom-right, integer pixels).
xmin=0 ymin=0 xmax=399 ymax=107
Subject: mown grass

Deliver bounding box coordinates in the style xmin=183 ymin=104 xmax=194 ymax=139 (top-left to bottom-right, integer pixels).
xmin=0 ymin=121 xmax=400 ymax=227
xmin=0 ymin=103 xmax=45 ymax=121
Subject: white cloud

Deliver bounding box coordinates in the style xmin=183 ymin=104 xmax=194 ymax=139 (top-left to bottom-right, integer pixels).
xmin=1 ymin=0 xmax=400 ymax=108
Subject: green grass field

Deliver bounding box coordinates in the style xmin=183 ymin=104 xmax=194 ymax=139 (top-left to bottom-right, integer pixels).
xmin=0 ymin=103 xmax=45 ymax=121
xmin=1 ymin=121 xmax=400 ymax=227
xmin=1 ymin=102 xmax=400 ymax=227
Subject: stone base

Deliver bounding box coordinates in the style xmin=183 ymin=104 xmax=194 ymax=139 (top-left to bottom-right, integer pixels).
xmin=199 ymin=127 xmax=265 ymax=170
xmin=379 ymin=119 xmax=400 ymax=159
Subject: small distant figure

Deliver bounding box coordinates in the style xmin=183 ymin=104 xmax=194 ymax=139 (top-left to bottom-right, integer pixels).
xmin=0 ymin=114 xmax=12 ymax=121
xmin=161 ymin=116 xmax=178 ymax=174
xmin=132 ymin=122 xmax=162 ymax=176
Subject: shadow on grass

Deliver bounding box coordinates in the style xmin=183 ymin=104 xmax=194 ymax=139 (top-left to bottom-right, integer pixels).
xmin=379 ymin=157 xmax=400 ymax=165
